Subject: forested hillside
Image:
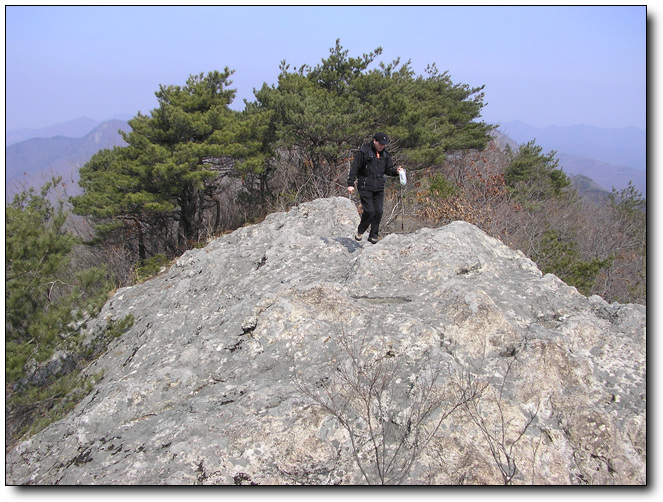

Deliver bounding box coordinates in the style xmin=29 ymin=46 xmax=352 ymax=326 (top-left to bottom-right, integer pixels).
xmin=5 ymin=40 xmax=646 ymax=448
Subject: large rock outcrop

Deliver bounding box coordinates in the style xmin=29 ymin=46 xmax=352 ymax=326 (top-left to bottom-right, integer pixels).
xmin=6 ymin=197 xmax=646 ymax=485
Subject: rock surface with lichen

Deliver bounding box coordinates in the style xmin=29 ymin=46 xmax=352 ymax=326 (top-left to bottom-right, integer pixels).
xmin=5 ymin=197 xmax=646 ymax=485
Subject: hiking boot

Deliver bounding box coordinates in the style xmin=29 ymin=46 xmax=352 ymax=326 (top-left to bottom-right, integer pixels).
xmin=368 ymin=236 xmax=378 ymax=244
xmin=354 ymin=231 xmax=364 ymax=241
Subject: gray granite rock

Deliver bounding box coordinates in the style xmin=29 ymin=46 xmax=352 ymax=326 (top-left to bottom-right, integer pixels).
xmin=6 ymin=197 xmax=646 ymax=485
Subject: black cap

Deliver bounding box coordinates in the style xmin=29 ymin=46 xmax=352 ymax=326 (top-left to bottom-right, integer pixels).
xmin=373 ymin=132 xmax=389 ymax=145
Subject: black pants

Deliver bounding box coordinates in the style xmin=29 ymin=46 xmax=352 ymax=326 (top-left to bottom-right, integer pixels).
xmin=358 ymin=189 xmax=384 ymax=239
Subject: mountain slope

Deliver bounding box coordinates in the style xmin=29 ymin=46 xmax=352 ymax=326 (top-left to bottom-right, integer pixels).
xmin=5 ymin=117 xmax=102 ymax=146
xmin=6 ymin=115 xmax=133 ymax=146
xmin=498 ymin=120 xmax=646 ymax=171
xmin=6 ymin=197 xmax=646 ymax=485
xmin=570 ymin=175 xmax=612 ymax=205
xmin=5 ymin=120 xmax=130 ymax=201
xmin=496 ymin=121 xmax=646 ymax=196
xmin=558 ymin=153 xmax=646 ymax=196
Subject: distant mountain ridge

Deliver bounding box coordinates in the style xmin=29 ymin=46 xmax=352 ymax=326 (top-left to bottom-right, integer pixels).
xmin=558 ymin=153 xmax=646 ymax=197
xmin=496 ymin=120 xmax=646 ymax=196
xmin=5 ymin=114 xmax=132 ymax=146
xmin=5 ymin=119 xmax=131 ymax=201
xmin=497 ymin=120 xmax=646 ymax=171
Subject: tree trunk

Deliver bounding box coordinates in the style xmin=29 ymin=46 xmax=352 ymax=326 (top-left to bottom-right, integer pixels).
xmin=178 ymin=186 xmax=199 ymax=252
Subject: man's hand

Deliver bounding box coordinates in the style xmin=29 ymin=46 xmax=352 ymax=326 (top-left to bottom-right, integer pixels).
xmin=347 ymin=186 xmax=355 ymax=194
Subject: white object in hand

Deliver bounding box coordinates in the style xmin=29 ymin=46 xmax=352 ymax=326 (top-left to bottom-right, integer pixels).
xmin=399 ymin=169 xmax=407 ymax=185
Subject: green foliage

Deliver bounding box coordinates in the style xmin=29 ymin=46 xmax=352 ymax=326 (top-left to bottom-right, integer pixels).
xmin=504 ymin=140 xmax=569 ymax=200
xmin=428 ymin=174 xmax=458 ymax=198
xmin=71 ymin=42 xmax=493 ymax=260
xmin=135 ymin=254 xmax=170 ymax=283
xmin=72 ymin=70 xmax=271 ymax=258
xmin=5 ymin=179 xmax=118 ymax=445
xmin=105 ymin=314 xmax=135 ymax=339
xmin=6 ymin=309 xmax=133 ymax=445
xmin=6 ymin=178 xmax=75 ymax=336
xmin=253 ymin=42 xmax=373 ymax=197
xmin=534 ymin=229 xmax=612 ymax=296
xmin=7 ymin=370 xmax=103 ymax=442
xmin=608 ymin=181 xmax=646 ymax=218
xmin=383 ymin=63 xmax=493 ymax=167
xmin=254 ymin=39 xmax=493 ymax=200
xmin=6 ymin=178 xmax=112 ymax=382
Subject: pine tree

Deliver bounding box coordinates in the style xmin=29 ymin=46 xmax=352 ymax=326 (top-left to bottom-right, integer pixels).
xmin=73 ymin=70 xmax=270 ymax=258
xmin=6 ymin=178 xmax=110 ymax=382
xmin=504 ymin=140 xmax=570 ymax=200
xmin=253 ymin=39 xmax=493 ymax=201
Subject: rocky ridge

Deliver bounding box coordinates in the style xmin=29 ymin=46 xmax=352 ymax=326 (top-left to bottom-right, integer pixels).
xmin=5 ymin=197 xmax=646 ymax=485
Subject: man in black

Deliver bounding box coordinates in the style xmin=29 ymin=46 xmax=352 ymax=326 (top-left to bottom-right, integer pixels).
xmin=347 ymin=132 xmax=404 ymax=244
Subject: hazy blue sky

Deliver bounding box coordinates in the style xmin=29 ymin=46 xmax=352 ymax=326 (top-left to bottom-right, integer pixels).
xmin=5 ymin=4 xmax=647 ymax=131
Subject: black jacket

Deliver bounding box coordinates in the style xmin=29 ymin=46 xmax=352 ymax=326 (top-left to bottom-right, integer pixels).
xmin=347 ymin=143 xmax=399 ymax=192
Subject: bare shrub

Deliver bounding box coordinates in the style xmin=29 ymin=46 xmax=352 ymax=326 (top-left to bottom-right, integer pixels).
xmin=295 ymin=329 xmax=480 ymax=484
xmin=267 ymin=148 xmax=351 ymax=213
xmin=458 ymin=356 xmax=541 ymax=484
